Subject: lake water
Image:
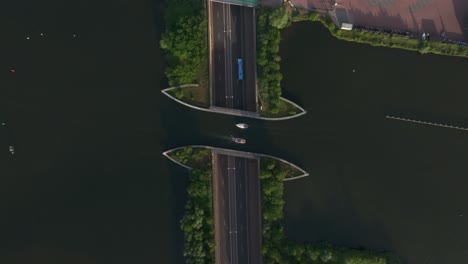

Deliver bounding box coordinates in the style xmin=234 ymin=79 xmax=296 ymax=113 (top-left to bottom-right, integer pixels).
xmin=1 ymin=0 xmax=467 ymax=263
xmin=0 ymin=0 xmax=185 ymax=263
xmin=279 ymin=22 xmax=468 ymax=264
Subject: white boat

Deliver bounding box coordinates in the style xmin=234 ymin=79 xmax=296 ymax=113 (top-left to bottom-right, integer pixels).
xmin=231 ymin=137 xmax=246 ymax=144
xmin=236 ymin=123 xmax=248 ymax=129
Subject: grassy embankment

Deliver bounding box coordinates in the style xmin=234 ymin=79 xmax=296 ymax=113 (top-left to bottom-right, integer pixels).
xmin=290 ymin=7 xmax=468 ymax=58
xmin=169 ymin=146 xmax=400 ymax=263
xmin=160 ymin=0 xmax=209 ymax=108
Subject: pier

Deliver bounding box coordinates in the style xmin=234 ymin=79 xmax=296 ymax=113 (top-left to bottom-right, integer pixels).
xmin=385 ymin=115 xmax=468 ymax=131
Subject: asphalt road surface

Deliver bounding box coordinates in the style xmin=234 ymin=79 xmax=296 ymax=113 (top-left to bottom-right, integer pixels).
xmin=213 ymin=154 xmax=262 ymax=264
xmin=211 ymin=3 xmax=257 ymax=112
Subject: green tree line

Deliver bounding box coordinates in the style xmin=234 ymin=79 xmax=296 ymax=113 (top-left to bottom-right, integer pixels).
xmin=180 ymin=168 xmax=214 ymax=264
xmin=170 ymin=147 xmax=214 ymax=263
xmin=256 ymin=7 xmax=290 ymax=114
xmin=160 ymin=0 xmax=207 ymax=86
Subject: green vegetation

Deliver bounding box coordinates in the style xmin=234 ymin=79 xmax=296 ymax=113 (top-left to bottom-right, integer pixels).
xmin=169 ymin=147 xmax=211 ymax=169
xmin=260 ymin=157 xmax=401 ymax=264
xmin=180 ymin=168 xmax=214 ymax=264
xmin=289 ymin=7 xmax=468 ymax=58
xmin=160 ymin=0 xmax=209 ymax=106
xmin=256 ymin=7 xmax=289 ymax=116
xmin=256 ymin=7 xmax=307 ymax=118
xmin=167 ymin=85 xmax=210 ymax=108
xmin=170 ymin=147 xmax=214 ymax=263
xmin=260 ymin=98 xmax=303 ymax=118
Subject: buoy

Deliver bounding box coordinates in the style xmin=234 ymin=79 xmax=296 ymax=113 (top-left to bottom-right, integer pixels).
xmin=26 ymin=36 xmax=30 ymax=40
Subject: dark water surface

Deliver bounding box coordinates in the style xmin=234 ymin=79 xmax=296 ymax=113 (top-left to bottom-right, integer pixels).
xmin=279 ymin=22 xmax=468 ymax=264
xmin=0 ymin=0 xmax=185 ymax=263
xmin=1 ymin=1 xmax=468 ymax=263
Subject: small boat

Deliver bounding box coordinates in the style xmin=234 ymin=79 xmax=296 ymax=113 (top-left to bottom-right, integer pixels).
xmin=231 ymin=136 xmax=246 ymax=144
xmin=235 ymin=123 xmax=248 ymax=129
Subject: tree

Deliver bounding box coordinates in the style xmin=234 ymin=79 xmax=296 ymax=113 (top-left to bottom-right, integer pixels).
xmin=160 ymin=16 xmax=205 ymax=85
xmin=269 ymin=7 xmax=289 ymax=29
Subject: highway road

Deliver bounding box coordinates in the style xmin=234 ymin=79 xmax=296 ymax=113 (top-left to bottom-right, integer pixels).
xmin=210 ymin=2 xmax=257 ymax=112
xmin=213 ymin=154 xmax=262 ymax=264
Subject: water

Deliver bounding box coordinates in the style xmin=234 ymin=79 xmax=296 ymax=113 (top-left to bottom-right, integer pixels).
xmin=0 ymin=0 xmax=186 ymax=263
xmin=1 ymin=1 xmax=467 ymax=263
xmin=279 ymin=22 xmax=468 ymax=264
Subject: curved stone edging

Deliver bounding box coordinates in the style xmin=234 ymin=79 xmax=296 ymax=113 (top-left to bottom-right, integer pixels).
xmin=162 ymin=149 xmax=193 ymax=170
xmin=161 ymin=85 xmax=211 ymax=112
xmin=254 ymin=150 xmax=309 ymax=181
xmin=163 ymin=145 xmax=309 ymax=181
xmin=162 ymin=86 xmax=307 ymax=121
xmin=260 ymin=97 xmax=307 ymax=121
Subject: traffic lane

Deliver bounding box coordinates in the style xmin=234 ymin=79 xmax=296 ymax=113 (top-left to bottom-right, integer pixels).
xmin=246 ymin=157 xmax=262 ymax=263
xmin=217 ymin=154 xmax=231 ymax=263
xmin=242 ymin=6 xmax=257 ymax=112
xmin=228 ymin=155 xmax=239 ymax=264
xmin=213 ymin=154 xmax=225 ymax=264
xmin=230 ymin=5 xmax=245 ymax=111
xmin=211 ymin=2 xmax=227 ymax=108
xmin=212 ymin=2 xmax=225 ymax=46
xmin=234 ymin=157 xmax=249 ymax=263
xmin=213 ymin=46 xmax=227 ymax=107
xmin=224 ymin=4 xmax=234 ymax=109
xmin=215 ymin=154 xmax=262 ymax=264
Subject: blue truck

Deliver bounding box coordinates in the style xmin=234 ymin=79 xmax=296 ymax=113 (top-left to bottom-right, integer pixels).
xmin=237 ymin=58 xmax=243 ymax=80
